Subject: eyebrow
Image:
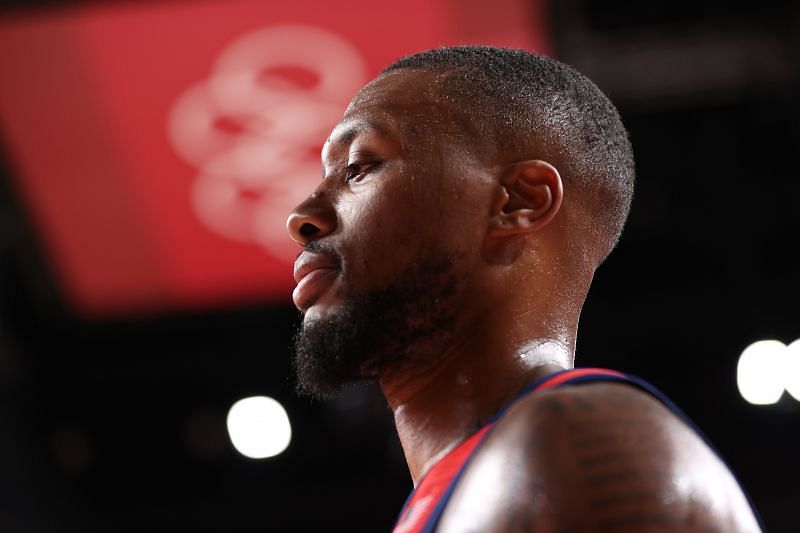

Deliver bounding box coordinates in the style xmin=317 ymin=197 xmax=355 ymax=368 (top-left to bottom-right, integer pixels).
xmin=328 ymin=118 xmax=392 ymax=146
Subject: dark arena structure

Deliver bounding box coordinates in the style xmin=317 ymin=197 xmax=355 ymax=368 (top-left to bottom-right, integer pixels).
xmin=0 ymin=0 xmax=798 ymax=531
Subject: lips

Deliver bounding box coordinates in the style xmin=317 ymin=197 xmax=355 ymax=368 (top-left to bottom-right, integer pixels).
xmin=292 ymin=252 xmax=340 ymax=311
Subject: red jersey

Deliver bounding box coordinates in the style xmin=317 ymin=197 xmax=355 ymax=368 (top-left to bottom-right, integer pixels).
xmin=390 ymin=367 xmax=763 ymax=533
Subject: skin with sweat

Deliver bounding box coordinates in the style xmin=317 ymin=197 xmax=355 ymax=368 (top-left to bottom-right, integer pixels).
xmin=287 ymin=69 xmax=761 ymax=532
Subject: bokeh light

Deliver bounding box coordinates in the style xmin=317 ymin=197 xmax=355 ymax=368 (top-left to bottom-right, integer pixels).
xmin=737 ymin=340 xmax=786 ymax=405
xmin=226 ymin=396 xmax=292 ymax=459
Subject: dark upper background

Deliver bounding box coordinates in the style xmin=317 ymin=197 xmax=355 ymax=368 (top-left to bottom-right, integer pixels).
xmin=0 ymin=0 xmax=798 ymax=531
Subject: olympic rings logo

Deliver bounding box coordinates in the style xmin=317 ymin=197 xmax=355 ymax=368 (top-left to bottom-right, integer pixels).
xmin=167 ymin=24 xmax=368 ymax=258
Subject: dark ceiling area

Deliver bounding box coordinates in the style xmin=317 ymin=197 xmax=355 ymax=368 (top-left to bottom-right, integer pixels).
xmin=0 ymin=0 xmax=798 ymax=532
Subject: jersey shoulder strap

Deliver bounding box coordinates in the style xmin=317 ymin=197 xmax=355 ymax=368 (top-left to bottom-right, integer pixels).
xmin=409 ymin=368 xmax=622 ymax=532
xmin=416 ymin=367 xmax=765 ymax=532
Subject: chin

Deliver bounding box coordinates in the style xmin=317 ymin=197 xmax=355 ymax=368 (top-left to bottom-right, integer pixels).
xmin=292 ymin=251 xmax=464 ymax=399
xmin=300 ymin=300 xmax=341 ymax=324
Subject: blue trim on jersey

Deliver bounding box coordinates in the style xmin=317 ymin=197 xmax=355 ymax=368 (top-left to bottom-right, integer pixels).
xmin=410 ymin=369 xmax=765 ymax=533
xmin=418 ymin=369 xmax=578 ymax=532
xmin=417 ymin=428 xmax=491 ymax=533
xmin=485 ymin=368 xmax=576 ymax=425
xmin=573 ymin=373 xmax=767 ymax=531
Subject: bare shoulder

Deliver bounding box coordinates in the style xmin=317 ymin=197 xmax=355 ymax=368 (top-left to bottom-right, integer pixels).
xmin=437 ymin=381 xmax=762 ymax=533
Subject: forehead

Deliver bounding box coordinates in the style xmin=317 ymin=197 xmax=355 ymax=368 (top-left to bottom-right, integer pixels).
xmin=348 ymin=69 xmax=446 ymax=112
xmin=326 ymin=69 xmax=453 ymax=148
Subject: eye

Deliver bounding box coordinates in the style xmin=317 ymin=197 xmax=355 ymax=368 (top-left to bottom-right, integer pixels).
xmin=344 ymin=163 xmax=361 ymax=181
xmin=344 ymin=161 xmax=377 ymax=183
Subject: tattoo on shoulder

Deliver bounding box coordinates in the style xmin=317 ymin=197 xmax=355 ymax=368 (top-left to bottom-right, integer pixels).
xmin=500 ymin=388 xmax=721 ymax=532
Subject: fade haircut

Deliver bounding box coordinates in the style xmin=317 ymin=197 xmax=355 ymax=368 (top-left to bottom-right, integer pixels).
xmin=382 ymin=46 xmax=635 ymax=264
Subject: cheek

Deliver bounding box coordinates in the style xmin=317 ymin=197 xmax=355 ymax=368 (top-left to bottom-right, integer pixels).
xmin=338 ymin=187 xmax=435 ymax=280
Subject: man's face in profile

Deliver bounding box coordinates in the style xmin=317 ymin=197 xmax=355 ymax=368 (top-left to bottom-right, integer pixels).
xmin=288 ymin=69 xmax=493 ymax=398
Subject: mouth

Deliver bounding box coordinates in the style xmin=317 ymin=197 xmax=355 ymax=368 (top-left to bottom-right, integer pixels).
xmin=292 ymin=252 xmax=340 ymax=311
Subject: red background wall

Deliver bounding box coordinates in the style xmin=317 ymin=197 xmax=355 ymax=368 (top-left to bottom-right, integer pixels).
xmin=0 ymin=0 xmax=549 ymax=317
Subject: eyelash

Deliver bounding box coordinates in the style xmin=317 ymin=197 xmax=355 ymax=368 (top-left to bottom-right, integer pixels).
xmin=345 ymin=161 xmax=376 ymax=183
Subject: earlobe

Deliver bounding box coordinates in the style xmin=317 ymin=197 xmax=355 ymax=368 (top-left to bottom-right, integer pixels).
xmin=488 ymin=160 xmax=563 ymax=238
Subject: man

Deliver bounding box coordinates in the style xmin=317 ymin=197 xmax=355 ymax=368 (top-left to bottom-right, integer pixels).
xmin=287 ymin=46 xmax=762 ymax=532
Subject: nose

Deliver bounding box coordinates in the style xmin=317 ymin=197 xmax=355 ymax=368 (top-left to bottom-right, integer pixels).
xmin=286 ymin=190 xmax=337 ymax=246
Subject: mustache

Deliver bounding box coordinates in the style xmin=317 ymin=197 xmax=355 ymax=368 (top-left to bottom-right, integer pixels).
xmin=298 ymin=240 xmax=342 ymax=264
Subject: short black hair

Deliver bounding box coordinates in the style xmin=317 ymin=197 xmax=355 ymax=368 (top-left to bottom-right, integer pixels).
xmin=382 ymin=46 xmax=635 ymax=263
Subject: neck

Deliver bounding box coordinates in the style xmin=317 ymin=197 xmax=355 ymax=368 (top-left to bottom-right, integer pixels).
xmin=379 ymin=325 xmax=573 ymax=484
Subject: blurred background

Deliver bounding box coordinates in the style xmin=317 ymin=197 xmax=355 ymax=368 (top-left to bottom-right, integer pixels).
xmin=0 ymin=0 xmax=797 ymax=531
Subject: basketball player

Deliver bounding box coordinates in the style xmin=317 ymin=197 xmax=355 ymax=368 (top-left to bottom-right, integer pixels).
xmin=287 ymin=47 xmax=763 ymax=532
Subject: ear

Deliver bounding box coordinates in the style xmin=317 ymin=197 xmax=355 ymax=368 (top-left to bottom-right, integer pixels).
xmin=488 ymin=160 xmax=563 ymax=238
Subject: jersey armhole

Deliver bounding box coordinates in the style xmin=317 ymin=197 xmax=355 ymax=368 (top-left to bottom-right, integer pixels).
xmin=420 ymin=368 xmax=766 ymax=532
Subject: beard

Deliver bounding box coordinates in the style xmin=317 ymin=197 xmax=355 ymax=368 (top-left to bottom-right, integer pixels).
xmin=292 ymin=252 xmax=464 ymax=399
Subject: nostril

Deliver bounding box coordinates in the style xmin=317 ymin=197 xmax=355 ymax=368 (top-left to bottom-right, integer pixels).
xmin=299 ymin=223 xmax=320 ymax=238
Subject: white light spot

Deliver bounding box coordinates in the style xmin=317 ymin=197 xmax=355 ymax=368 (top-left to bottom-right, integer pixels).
xmin=784 ymin=339 xmax=800 ymax=402
xmin=737 ymin=340 xmax=786 ymax=405
xmin=226 ymin=396 xmax=291 ymax=459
